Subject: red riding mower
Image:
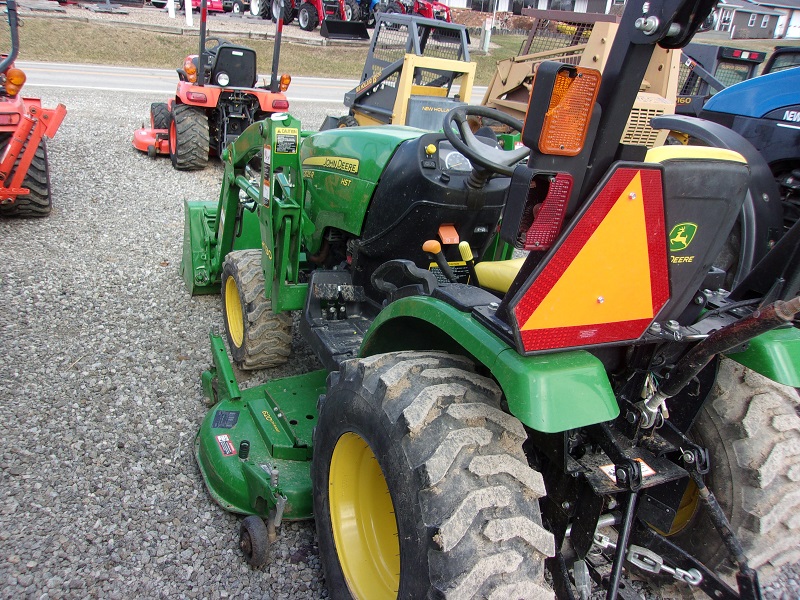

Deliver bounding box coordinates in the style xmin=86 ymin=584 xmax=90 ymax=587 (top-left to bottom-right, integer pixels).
xmin=132 ymin=0 xmax=291 ymax=170
xmin=0 ymin=0 xmax=66 ymax=217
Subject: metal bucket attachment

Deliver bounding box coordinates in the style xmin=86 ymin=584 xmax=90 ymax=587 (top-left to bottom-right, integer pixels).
xmin=320 ymin=18 xmax=370 ymax=40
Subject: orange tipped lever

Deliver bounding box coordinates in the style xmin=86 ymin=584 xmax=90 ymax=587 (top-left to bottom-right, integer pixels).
xmin=422 ymin=240 xmax=456 ymax=282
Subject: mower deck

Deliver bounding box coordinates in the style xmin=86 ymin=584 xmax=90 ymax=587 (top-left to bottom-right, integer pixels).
xmin=132 ymin=127 xmax=169 ymax=157
xmin=196 ymin=334 xmax=325 ymax=520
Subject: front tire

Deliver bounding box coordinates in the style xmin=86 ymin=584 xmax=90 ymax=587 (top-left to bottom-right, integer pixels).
xmin=150 ymin=102 xmax=170 ymax=130
xmin=312 ymin=351 xmax=554 ymax=599
xmin=169 ymin=105 xmax=209 ymax=171
xmin=675 ymin=358 xmax=800 ymax=584
xmin=0 ymin=138 xmax=52 ymax=218
xmin=221 ymin=250 xmax=292 ymax=370
xmin=297 ymin=2 xmax=318 ymax=30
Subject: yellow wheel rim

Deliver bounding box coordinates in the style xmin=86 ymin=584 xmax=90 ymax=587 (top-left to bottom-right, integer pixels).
xmin=665 ymin=479 xmax=702 ymax=536
xmin=225 ymin=276 xmax=244 ymax=348
xmin=329 ymin=432 xmax=400 ymax=599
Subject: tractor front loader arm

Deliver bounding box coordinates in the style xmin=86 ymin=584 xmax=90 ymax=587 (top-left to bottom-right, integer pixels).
xmin=182 ymin=114 xmax=311 ymax=303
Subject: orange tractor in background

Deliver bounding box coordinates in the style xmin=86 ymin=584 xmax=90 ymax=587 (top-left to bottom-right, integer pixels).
xmin=132 ymin=0 xmax=290 ymax=170
xmin=0 ymin=0 xmax=66 ymax=217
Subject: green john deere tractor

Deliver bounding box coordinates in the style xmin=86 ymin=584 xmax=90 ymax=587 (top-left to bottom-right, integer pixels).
xmin=181 ymin=0 xmax=800 ymax=595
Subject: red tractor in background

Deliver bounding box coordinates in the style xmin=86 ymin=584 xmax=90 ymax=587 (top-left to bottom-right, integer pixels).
xmin=249 ymin=0 xmax=369 ymax=39
xmin=133 ymin=0 xmax=291 ymax=170
xmin=380 ymin=0 xmax=451 ymax=22
xmin=0 ymin=0 xmax=66 ymax=217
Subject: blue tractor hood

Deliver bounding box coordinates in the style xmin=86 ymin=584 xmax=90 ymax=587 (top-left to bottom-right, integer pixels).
xmin=702 ymin=67 xmax=800 ymax=119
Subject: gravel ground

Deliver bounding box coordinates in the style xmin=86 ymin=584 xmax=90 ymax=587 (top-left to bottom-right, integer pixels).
xmin=0 ymin=87 xmax=344 ymax=599
xmin=0 ymin=73 xmax=799 ymax=600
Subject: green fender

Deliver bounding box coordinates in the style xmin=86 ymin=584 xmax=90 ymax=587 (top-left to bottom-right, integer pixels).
xmin=725 ymin=327 xmax=800 ymax=387
xmin=360 ymin=296 xmax=620 ymax=433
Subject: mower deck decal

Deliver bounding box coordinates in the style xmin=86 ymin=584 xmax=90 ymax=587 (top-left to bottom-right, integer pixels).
xmin=215 ymin=434 xmax=237 ymax=457
xmin=513 ymin=167 xmax=669 ymax=352
xmin=212 ymin=410 xmax=239 ymax=429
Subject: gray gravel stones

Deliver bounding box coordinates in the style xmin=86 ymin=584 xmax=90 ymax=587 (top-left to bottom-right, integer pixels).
xmin=0 ymin=87 xmax=339 ymax=599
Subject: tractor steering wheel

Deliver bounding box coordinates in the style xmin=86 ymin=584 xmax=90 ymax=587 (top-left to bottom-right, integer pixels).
xmin=443 ymin=106 xmax=530 ymax=177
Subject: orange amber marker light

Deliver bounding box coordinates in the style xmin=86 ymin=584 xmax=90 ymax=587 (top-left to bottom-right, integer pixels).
xmin=5 ymin=68 xmax=26 ymax=96
xmin=539 ymin=66 xmax=601 ymax=157
xmin=279 ymin=74 xmax=292 ymax=92
xmin=183 ymin=57 xmax=198 ymax=83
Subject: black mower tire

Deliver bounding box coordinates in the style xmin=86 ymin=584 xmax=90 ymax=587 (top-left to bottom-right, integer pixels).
xmin=297 ymin=2 xmax=318 ymax=30
xmin=231 ymin=0 xmax=244 ymax=12
xmin=312 ymin=351 xmax=555 ymax=599
xmin=169 ymin=105 xmax=209 ymax=171
xmin=0 ymin=138 xmax=52 ymax=218
xmin=674 ymin=358 xmax=800 ymax=586
xmin=150 ymin=102 xmax=170 ymax=130
xmin=239 ymin=515 xmax=270 ymax=567
xmin=221 ymin=250 xmax=292 ymax=370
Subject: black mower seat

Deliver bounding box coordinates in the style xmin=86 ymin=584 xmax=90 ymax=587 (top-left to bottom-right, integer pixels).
xmin=474 ymin=145 xmax=748 ymax=294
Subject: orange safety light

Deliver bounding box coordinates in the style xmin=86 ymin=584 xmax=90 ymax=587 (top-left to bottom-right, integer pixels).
xmin=538 ymin=66 xmax=600 ymax=157
xmin=183 ymin=56 xmax=198 ymax=84
xmin=279 ymin=74 xmax=292 ymax=92
xmin=509 ymin=165 xmax=670 ymax=354
xmin=5 ymin=67 xmax=26 ymax=96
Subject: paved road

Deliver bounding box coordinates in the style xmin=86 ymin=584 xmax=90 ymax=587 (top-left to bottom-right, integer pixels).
xmin=19 ymin=61 xmax=488 ymax=104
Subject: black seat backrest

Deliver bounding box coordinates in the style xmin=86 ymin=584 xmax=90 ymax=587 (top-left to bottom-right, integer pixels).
xmin=210 ymin=44 xmax=257 ymax=88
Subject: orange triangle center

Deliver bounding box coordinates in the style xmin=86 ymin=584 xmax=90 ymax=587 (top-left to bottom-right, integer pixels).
xmin=522 ymin=172 xmax=656 ymax=330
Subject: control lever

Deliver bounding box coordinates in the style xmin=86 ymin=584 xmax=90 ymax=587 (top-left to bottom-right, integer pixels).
xmin=422 ymin=240 xmax=456 ymax=282
xmin=458 ymin=241 xmax=478 ymax=285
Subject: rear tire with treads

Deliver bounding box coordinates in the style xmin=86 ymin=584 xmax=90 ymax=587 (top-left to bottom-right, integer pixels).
xmin=312 ymin=351 xmax=555 ymax=599
xmin=672 ymin=358 xmax=800 ymax=588
xmin=169 ymin=104 xmax=209 ymax=171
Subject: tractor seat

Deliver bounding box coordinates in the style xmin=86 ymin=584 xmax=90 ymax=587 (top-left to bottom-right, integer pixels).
xmin=473 ymin=145 xmax=748 ymax=294
xmin=210 ymin=44 xmax=258 ymax=88
xmin=474 ymin=257 xmax=526 ymax=293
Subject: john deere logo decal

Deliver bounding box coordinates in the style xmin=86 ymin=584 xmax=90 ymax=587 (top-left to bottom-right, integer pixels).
xmin=669 ymin=223 xmax=697 ymax=252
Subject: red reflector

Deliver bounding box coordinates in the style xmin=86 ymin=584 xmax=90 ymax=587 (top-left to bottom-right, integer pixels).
xmin=0 ymin=113 xmax=20 ymax=126
xmin=733 ymin=50 xmax=741 ymax=57
xmin=186 ymin=92 xmax=207 ymax=102
xmin=523 ymin=173 xmax=573 ymax=251
xmin=272 ymin=99 xmax=289 ymax=110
